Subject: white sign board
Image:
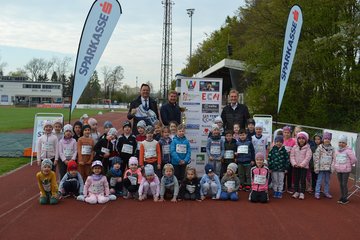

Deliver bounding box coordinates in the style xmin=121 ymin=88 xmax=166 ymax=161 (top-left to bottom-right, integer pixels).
xmin=253 ymin=114 xmax=273 ymax=145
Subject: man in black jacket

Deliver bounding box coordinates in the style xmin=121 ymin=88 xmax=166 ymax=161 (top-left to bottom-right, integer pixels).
xmin=127 ymin=83 xmax=159 ymax=134
xmin=221 ymin=89 xmax=250 ymax=131
xmin=160 ymin=90 xmax=181 ymax=126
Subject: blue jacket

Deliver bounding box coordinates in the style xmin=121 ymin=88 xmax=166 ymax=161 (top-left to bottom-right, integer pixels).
xmin=200 ymin=173 xmax=221 ymax=198
xmin=170 ymin=135 xmax=191 ymax=165
xmin=235 ymin=139 xmax=255 ymax=164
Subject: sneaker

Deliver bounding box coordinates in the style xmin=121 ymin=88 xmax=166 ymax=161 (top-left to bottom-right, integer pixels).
xmin=337 ymin=198 xmax=343 ymax=204
xmin=238 ymin=185 xmax=243 ymax=191
xmin=324 ymin=193 xmax=333 ymax=199
xmin=292 ymin=192 xmax=300 ymax=199
xmin=244 ymin=186 xmax=251 ymax=192
xmin=315 ymin=193 xmax=320 ymax=199
xmin=273 ymin=192 xmax=278 ymax=198
xmin=287 ymin=188 xmax=294 ymax=194
xmin=278 ymin=192 xmax=283 ymax=199
xmin=299 ymin=193 xmax=305 ymax=200
xmin=340 ymin=199 xmax=349 ymax=205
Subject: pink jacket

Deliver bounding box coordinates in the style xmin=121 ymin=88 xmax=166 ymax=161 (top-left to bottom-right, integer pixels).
xmin=290 ymin=143 xmax=312 ymax=169
xmin=332 ymin=147 xmax=357 ymax=173
xmin=283 ymin=138 xmax=296 ymax=153
xmin=138 ymin=175 xmax=160 ymax=196
xmin=250 ymin=166 xmax=269 ymax=192
xmin=58 ymin=137 xmax=77 ymax=162
xmin=83 ymin=175 xmax=110 ymax=196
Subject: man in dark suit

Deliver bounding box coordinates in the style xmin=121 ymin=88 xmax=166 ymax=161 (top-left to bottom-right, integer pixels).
xmin=127 ymin=83 xmax=159 ymax=135
xmin=160 ymin=90 xmax=181 ymax=126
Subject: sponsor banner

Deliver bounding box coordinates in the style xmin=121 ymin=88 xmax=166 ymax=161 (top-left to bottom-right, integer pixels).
xmin=201 ymin=92 xmax=221 ymax=102
xmin=199 ymin=80 xmax=220 ymax=92
xmin=181 ymin=92 xmax=201 ymax=102
xmin=37 ymin=104 xmax=65 ymax=109
xmin=202 ymin=104 xmax=219 ymax=113
xmin=278 ymin=4 xmax=302 ymax=113
xmin=202 ymin=114 xmax=218 ymax=124
xmin=71 ymin=0 xmax=122 ymax=112
xmin=183 ymin=102 xmax=201 ymax=106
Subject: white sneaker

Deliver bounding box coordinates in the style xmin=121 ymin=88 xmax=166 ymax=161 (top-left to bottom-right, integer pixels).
xmin=292 ymin=192 xmax=300 ymax=199
xmin=299 ymin=193 xmax=305 ymax=200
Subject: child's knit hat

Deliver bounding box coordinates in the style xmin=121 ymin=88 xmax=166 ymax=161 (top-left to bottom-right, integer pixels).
xmin=338 ymin=135 xmax=347 ymax=143
xmin=42 ymin=120 xmax=53 ymax=129
xmin=211 ymin=124 xmax=220 ymax=131
xmin=255 ymin=123 xmax=263 ymax=129
xmin=53 ymin=119 xmax=63 ymax=126
xmin=214 ymin=116 xmax=223 ymax=123
xmin=144 ymin=164 xmax=154 ymax=176
xmin=323 ymin=132 xmax=332 ymax=141
xmin=41 ymin=159 xmax=53 ymax=169
xmin=227 ymin=163 xmax=237 ymax=174
xmin=67 ymin=160 xmax=78 ymax=171
xmin=107 ymin=128 xmax=118 ymax=137
xmin=137 ymin=120 xmax=146 ymax=129
xmin=297 ymin=131 xmax=309 ymax=142
xmin=255 ymin=152 xmax=265 ymax=160
xmin=103 ymin=121 xmax=113 ymax=129
xmin=63 ymin=124 xmax=73 ymax=134
xmin=110 ymin=156 xmax=122 ymax=165
xmin=145 ymin=126 xmax=155 ymax=134
xmin=274 ymin=135 xmax=284 ymax=143
xmin=91 ymin=160 xmax=103 ymax=168
xmin=282 ymin=125 xmax=292 ymax=132
xmin=129 ymin=156 xmax=138 ymax=165
xmin=88 ymin=118 xmax=97 ymax=126
xmin=123 ymin=121 xmax=132 ymax=129
xmin=205 ymin=164 xmax=214 ymax=174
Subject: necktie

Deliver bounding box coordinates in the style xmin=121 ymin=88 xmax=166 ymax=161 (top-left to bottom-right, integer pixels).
xmin=144 ymin=99 xmax=148 ymax=110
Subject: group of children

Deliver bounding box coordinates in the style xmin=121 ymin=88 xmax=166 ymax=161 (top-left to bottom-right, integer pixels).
xmin=35 ymin=114 xmax=357 ymax=205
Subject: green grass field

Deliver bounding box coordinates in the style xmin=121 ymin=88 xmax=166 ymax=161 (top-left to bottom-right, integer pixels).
xmin=0 ymin=157 xmax=30 ymax=175
xmin=0 ymin=107 xmax=103 ymax=132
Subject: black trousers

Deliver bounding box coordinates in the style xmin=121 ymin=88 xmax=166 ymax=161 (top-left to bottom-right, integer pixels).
xmin=293 ymin=168 xmax=307 ymax=193
xmin=249 ymin=191 xmax=268 ymax=203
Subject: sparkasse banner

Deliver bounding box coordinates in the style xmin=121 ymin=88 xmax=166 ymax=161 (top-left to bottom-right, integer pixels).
xmin=71 ymin=0 xmax=122 ymax=113
xmin=277 ymin=5 xmax=303 ymax=113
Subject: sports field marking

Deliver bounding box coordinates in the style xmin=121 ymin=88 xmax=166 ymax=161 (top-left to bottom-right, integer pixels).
xmin=0 ymin=193 xmax=38 ymax=220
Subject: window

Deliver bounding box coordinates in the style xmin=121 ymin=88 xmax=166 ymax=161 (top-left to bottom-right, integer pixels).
xmin=42 ymin=85 xmax=60 ymax=89
xmin=1 ymin=95 xmax=8 ymax=102
xmin=22 ymin=84 xmax=41 ymax=89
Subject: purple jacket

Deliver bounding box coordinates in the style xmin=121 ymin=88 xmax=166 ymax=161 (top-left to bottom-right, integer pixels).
xmin=332 ymin=147 xmax=357 ymax=173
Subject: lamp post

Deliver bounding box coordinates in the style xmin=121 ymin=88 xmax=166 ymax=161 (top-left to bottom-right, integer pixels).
xmin=186 ymin=8 xmax=195 ymax=62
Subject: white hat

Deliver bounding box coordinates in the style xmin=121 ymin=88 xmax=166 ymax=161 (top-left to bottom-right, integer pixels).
xmin=107 ymin=128 xmax=118 ymax=137
xmin=211 ymin=124 xmax=220 ymax=131
xmin=63 ymin=124 xmax=73 ymax=133
xmin=214 ymin=116 xmax=223 ymax=123
xmin=137 ymin=120 xmax=146 ymax=129
xmin=91 ymin=160 xmax=103 ymax=168
xmin=42 ymin=120 xmax=53 ymax=129
xmin=338 ymin=135 xmax=347 ymax=143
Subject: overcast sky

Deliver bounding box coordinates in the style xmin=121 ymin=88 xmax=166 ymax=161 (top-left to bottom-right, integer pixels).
xmin=0 ymin=0 xmax=245 ymax=91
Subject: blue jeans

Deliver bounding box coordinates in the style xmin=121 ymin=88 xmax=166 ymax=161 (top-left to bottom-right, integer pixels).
xmin=315 ymin=171 xmax=330 ymax=194
xmin=220 ymin=191 xmax=238 ymax=201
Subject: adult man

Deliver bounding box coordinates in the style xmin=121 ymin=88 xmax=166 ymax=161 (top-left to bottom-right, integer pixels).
xmin=220 ymin=89 xmax=250 ymax=131
xmin=127 ymin=84 xmax=159 ymax=134
xmin=160 ymin=90 xmax=181 ymax=126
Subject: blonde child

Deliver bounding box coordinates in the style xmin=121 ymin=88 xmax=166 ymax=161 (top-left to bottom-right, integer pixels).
xmin=290 ymin=131 xmax=312 ymax=200
xmin=59 ymin=160 xmax=84 ymax=198
xmin=77 ymin=125 xmax=95 ymax=181
xmin=158 ymin=126 xmax=172 ymax=177
xmin=159 ymin=163 xmax=179 ymax=202
xmin=200 ymin=164 xmax=221 ymax=200
xmin=313 ymin=132 xmax=334 ymax=199
xmin=206 ymin=124 xmax=224 ymax=176
xmin=233 ymin=123 xmax=240 ymax=141
xmin=249 ymin=152 xmax=270 ymax=203
xmin=37 ymin=120 xmax=58 ymax=172
xmin=332 ymin=135 xmax=357 ymax=204
xmin=139 ymin=126 xmax=161 ymax=175
xmin=153 ymin=120 xmax=163 ymax=141
xmin=220 ymin=163 xmax=240 ymax=201
xmin=88 ymin=117 xmax=100 ymax=144
xmin=58 ymin=124 xmax=77 ymax=179
xmin=123 ymin=157 xmax=143 ymax=199
xmin=80 ymin=113 xmax=89 ymax=125
xmin=138 ymin=164 xmax=160 ymax=201
xmin=53 ymin=119 xmax=64 ymax=141
xmin=178 ymin=166 xmax=201 ymax=201
xmin=36 ymin=159 xmax=59 ymax=205
xmin=169 ymin=120 xmax=178 ymax=139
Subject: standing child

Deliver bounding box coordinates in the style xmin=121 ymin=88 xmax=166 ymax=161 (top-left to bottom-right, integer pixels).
xmin=59 ymin=160 xmax=84 ymax=198
xmin=200 ymin=164 xmax=221 ymax=200
xmin=88 ymin=117 xmax=100 ymax=144
xmin=178 ymin=166 xmax=201 ymax=201
xmin=233 ymin=123 xmax=241 ymax=142
xmin=206 ymin=124 xmax=224 ymax=176
xmin=106 ymin=157 xmax=123 ymax=197
xmin=251 ymin=123 xmax=269 ymax=163
xmin=139 ymin=126 xmax=161 ymax=175
xmin=100 ymin=121 xmax=113 ymax=140
xmin=159 ymin=163 xmax=179 ymax=202
xmin=168 ymin=121 xmax=178 ymax=140
xmin=313 ymin=132 xmax=334 ymax=199
xmin=208 ymin=116 xmax=225 ymax=140
xmin=77 ymin=125 xmax=95 ymax=181
xmin=36 ymin=159 xmax=59 ymax=205
xmin=37 ymin=120 xmax=58 ymax=172
xmin=158 ymin=126 xmax=172 ymax=177
xmin=222 ymin=130 xmax=237 ymax=178
xmin=135 ymin=120 xmax=147 ymax=157
xmin=94 ymin=128 xmax=118 ymax=174
xmin=220 ymin=163 xmax=240 ymax=201
xmin=282 ymin=126 xmax=296 ymax=194
xmin=290 ymin=131 xmax=312 ymax=200
xmin=153 ymin=120 xmax=163 ymax=141
xmin=235 ymin=129 xmax=255 ymax=191
xmin=58 ymin=124 xmax=77 ymax=179
xmin=246 ymin=118 xmax=256 ymax=141
xmin=53 ymin=119 xmax=64 ymax=141
xmin=332 ymin=135 xmax=357 ymax=204
xmin=83 ymin=160 xmax=115 ymax=204
xmin=123 ymin=157 xmax=143 ymax=199
xmin=80 ymin=114 xmax=89 ymax=125
xmin=117 ymin=121 xmax=137 ymax=174
xmin=170 ymin=124 xmax=191 ymax=181
xmin=72 ymin=121 xmax=83 ymax=142
xmin=249 ymin=152 xmax=270 ymax=203
xmin=308 ymin=133 xmax=322 ymax=193
xmin=138 ymin=164 xmax=160 ymax=201
xmin=268 ymin=135 xmax=290 ymax=198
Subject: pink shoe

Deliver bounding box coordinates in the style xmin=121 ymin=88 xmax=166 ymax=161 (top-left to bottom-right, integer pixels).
xmin=324 ymin=193 xmax=332 ymax=199
xmin=314 ymin=193 xmax=320 ymax=199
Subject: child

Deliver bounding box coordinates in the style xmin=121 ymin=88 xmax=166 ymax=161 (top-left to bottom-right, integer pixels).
xmin=178 ymin=166 xmax=201 ymax=201
xmin=206 ymin=124 xmax=224 ymax=176
xmin=283 ymin=126 xmax=296 ymax=194
xmin=153 ymin=120 xmax=163 ymax=141
xmin=100 ymin=121 xmax=113 ymax=140
xmin=268 ymin=135 xmax=289 ymax=198
xmin=222 ymin=130 xmax=236 ymax=178
xmin=77 ymin=125 xmax=95 ymax=181
xmin=235 ymin=128 xmax=255 ymax=191
xmin=107 ymin=157 xmax=123 ymax=197
xmin=72 ymin=121 xmax=83 ymax=142
xmin=139 ymin=126 xmax=161 ymax=175
xmin=53 ymin=119 xmax=64 ymax=141
xmin=308 ymin=133 xmax=322 ymax=193
xmin=170 ymin=124 xmax=191 ymax=181
xmin=249 ymin=152 xmax=270 ymax=203
xmin=136 ymin=120 xmax=147 ymax=156
xmin=251 ymin=123 xmax=268 ymax=163
xmin=59 ymin=160 xmax=84 ymax=198
xmin=332 ymin=135 xmax=357 ymax=204
xmin=292 ymin=126 xmax=302 ymax=139
xmin=94 ymin=127 xmax=118 ymax=174
xmin=36 ymin=120 xmax=58 ymax=172
xmin=116 ymin=121 xmax=137 ymax=173
xmin=313 ymin=132 xmax=334 ymax=199
xmin=220 ymin=163 xmax=240 ymax=201
xmin=208 ymin=116 xmax=225 ymax=139
xmin=168 ymin=121 xmax=178 ymax=140
xmin=88 ymin=117 xmax=100 ymax=144
xmin=159 ymin=163 xmax=179 ymax=202
xmin=123 ymin=157 xmax=143 ymax=199
xmin=290 ymin=131 xmax=312 ymax=200
xmin=58 ymin=124 xmax=77 ymax=179
xmin=83 ymin=160 xmax=115 ymax=204
xmin=200 ymin=164 xmax=221 ymax=200
xmin=80 ymin=113 xmax=89 ymax=125
xmin=233 ymin=123 xmax=240 ymax=142
xmin=36 ymin=159 xmax=58 ymax=205
xmin=158 ymin=126 xmax=172 ymax=177
xmin=246 ymin=118 xmax=256 ymax=141
xmin=138 ymin=164 xmax=160 ymax=201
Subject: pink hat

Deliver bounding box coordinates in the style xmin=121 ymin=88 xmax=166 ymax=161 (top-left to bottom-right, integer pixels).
xmin=297 ymin=131 xmax=309 ymax=142
xmin=129 ymin=157 xmax=138 ymax=165
xmin=255 ymin=152 xmax=264 ymax=160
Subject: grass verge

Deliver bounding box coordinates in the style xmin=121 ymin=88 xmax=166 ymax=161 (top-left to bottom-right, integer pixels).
xmin=0 ymin=157 xmax=30 ymax=176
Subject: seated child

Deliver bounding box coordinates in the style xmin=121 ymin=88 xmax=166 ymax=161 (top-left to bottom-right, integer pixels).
xmin=123 ymin=157 xmax=143 ymax=199
xmin=36 ymin=159 xmax=59 ymax=205
xmin=220 ymin=163 xmax=240 ymax=201
xmin=138 ymin=164 xmax=160 ymax=202
xmin=159 ymin=163 xmax=179 ymax=202
xmin=83 ymin=160 xmax=116 ymax=204
xmin=200 ymin=164 xmax=221 ymax=200
xmin=107 ymin=157 xmax=123 ymax=197
xmin=178 ymin=166 xmax=201 ymax=201
xmin=59 ymin=160 xmax=84 ymax=198
xmin=249 ymin=152 xmax=270 ymax=203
